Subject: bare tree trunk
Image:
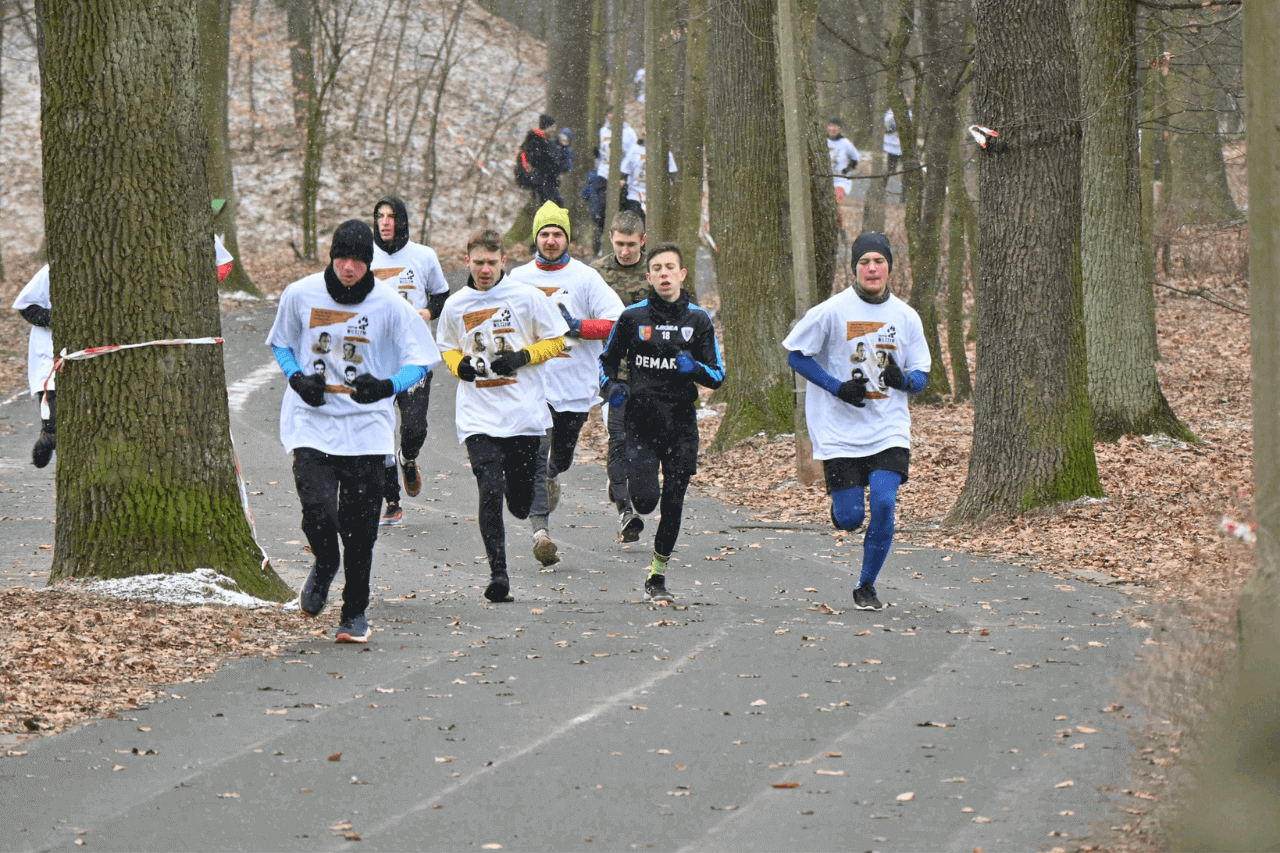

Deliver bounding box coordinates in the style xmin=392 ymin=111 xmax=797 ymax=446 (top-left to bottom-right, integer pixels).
xmin=904 ymin=0 xmax=967 ymax=404
xmin=707 ymin=0 xmax=795 ymax=450
xmin=1074 ymin=0 xmax=1192 ymax=442
xmin=602 ymin=0 xmax=636 ymax=239
xmin=675 ymin=0 xmax=707 ymax=288
xmin=547 ymin=0 xmax=593 ymax=230
xmin=37 ymin=0 xmax=291 ymax=599
xmin=945 ymin=128 xmax=973 ymax=403
xmin=798 ymin=0 xmax=840 ymax=304
xmin=949 ymin=0 xmax=1102 ymax=522
xmin=279 ymin=0 xmax=315 ymax=129
xmin=198 ymin=0 xmax=261 ymax=296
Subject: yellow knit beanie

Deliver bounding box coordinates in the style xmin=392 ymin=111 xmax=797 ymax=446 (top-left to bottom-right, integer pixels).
xmin=531 ymin=200 xmax=571 ymax=243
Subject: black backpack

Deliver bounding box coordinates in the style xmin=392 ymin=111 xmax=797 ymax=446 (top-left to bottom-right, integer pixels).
xmin=514 ymin=149 xmax=534 ymax=188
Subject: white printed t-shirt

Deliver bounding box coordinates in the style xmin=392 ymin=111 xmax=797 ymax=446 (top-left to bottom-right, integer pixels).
xmin=12 ymin=265 xmax=52 ymax=395
xmin=507 ymin=258 xmax=624 ymax=412
xmin=370 ymin=241 xmax=449 ymax=313
xmin=782 ymin=288 xmax=930 ymax=460
xmin=267 ymin=273 xmax=441 ymax=456
xmin=436 ymin=276 xmax=569 ymax=443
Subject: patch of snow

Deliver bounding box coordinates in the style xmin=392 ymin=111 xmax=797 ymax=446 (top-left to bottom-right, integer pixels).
xmin=68 ymin=567 xmax=289 ymax=609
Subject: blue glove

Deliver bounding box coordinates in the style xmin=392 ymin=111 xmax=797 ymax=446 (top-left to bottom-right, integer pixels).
xmin=675 ymin=351 xmax=696 ymax=374
xmin=603 ymin=380 xmax=630 ymax=408
xmin=558 ymin=303 xmax=582 ymax=338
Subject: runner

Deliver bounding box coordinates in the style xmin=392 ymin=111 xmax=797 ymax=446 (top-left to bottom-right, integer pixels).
xmin=781 ymin=232 xmax=930 ymax=611
xmin=591 ymin=210 xmax=649 ymax=542
xmin=436 ymin=229 xmax=568 ymax=602
xmin=267 ymin=219 xmax=440 ymax=642
xmin=508 ymin=201 xmax=624 ymax=567
xmin=598 ymin=242 xmax=725 ymax=601
xmin=12 ymin=264 xmax=54 ymax=468
xmin=369 ymin=196 xmax=451 ymax=524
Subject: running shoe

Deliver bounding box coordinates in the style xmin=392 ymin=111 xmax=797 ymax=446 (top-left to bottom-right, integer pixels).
xmin=380 ymin=502 xmax=403 ymax=525
xmin=401 ymin=455 xmax=422 ymax=497
xmin=335 ymin=613 xmax=371 ymax=643
xmin=533 ymin=529 xmax=559 ymax=566
xmin=853 ymin=584 xmax=883 ymax=611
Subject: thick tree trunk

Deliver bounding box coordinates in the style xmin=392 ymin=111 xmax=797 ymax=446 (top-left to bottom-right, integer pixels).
xmin=1074 ymin=0 xmax=1192 ymax=442
xmin=949 ymin=0 xmax=1102 ymax=522
xmin=37 ymin=0 xmax=291 ymax=600
xmin=644 ymin=0 xmax=681 ymax=241
xmin=198 ymin=0 xmax=261 ymax=297
xmin=1171 ymin=3 xmax=1280 ymax=844
xmin=707 ymin=0 xmax=795 ymax=450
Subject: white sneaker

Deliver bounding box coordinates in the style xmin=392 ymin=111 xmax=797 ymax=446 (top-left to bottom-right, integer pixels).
xmin=533 ymin=528 xmax=559 ymax=566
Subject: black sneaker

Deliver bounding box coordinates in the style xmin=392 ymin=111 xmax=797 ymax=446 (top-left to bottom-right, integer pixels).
xmin=853 ymin=584 xmax=883 ymax=611
xmin=300 ymin=565 xmax=338 ymax=617
xmin=335 ymin=613 xmax=371 ymax=643
xmin=485 ymin=572 xmax=514 ymax=602
xmin=32 ymin=431 xmax=55 ymax=469
xmin=401 ymin=455 xmax=422 ymax=497
xmin=618 ymin=510 xmax=644 ymax=543
xmin=380 ymin=502 xmax=404 ymax=525
xmin=645 ymin=574 xmax=673 ymax=601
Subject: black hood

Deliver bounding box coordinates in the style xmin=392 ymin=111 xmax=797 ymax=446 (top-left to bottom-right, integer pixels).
xmin=373 ymin=196 xmax=411 ymax=255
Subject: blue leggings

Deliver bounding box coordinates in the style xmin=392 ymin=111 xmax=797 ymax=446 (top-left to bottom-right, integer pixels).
xmin=831 ymin=469 xmax=902 ymax=588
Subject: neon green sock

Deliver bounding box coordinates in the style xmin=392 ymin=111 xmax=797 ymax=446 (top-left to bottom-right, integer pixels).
xmin=649 ymin=552 xmax=669 ymax=577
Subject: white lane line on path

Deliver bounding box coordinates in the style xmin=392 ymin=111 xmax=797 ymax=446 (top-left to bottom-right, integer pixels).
xmin=354 ymin=623 xmax=733 ymax=843
xmin=226 ymin=362 xmax=279 ymax=414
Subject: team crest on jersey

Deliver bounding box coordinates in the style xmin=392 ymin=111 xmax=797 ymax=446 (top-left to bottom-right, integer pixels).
xmin=680 ymin=326 xmax=693 ymax=342
xmin=639 ymin=325 xmax=653 ymax=341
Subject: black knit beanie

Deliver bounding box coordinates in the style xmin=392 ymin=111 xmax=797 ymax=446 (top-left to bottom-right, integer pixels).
xmin=850 ymin=232 xmax=893 ymax=273
xmin=330 ymin=219 xmax=375 ymax=265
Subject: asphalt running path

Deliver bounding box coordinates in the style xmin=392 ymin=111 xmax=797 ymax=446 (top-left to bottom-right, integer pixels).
xmin=0 ymin=301 xmax=1151 ymax=852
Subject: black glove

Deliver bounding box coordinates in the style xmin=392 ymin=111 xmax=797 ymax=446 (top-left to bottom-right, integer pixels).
xmin=490 ymin=349 xmax=532 ymax=377
xmin=456 ymin=356 xmax=477 ymax=383
xmin=351 ymin=374 xmax=395 ymax=404
xmin=836 ymin=375 xmax=867 ymax=408
xmin=881 ymin=353 xmax=908 ymax=391
xmin=603 ymin=380 xmax=630 ymax=407
xmin=289 ymin=372 xmax=327 ymax=407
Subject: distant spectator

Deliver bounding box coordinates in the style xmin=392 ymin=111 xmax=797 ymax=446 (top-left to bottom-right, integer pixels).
xmin=520 ymin=114 xmax=564 ymax=206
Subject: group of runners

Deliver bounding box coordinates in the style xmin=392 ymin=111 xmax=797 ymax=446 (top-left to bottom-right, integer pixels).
xmin=15 ymin=195 xmax=928 ymax=645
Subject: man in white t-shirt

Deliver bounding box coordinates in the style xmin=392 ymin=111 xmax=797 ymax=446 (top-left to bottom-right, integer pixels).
xmin=619 ymin=140 xmax=648 ymax=219
xmin=369 ymin=196 xmax=451 ymax=524
xmin=267 ymin=219 xmax=441 ymax=642
xmin=435 ymin=228 xmax=568 ymax=602
xmin=585 ymin=106 xmax=639 ymax=252
xmin=781 ymin=232 xmax=930 ymax=612
xmin=12 ymin=264 xmax=55 ymax=468
xmin=826 ymin=118 xmax=860 ymax=204
xmin=507 ymin=201 xmax=625 ymax=567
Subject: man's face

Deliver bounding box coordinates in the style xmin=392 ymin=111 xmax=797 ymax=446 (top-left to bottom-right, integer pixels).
xmin=466 ymin=247 xmax=506 ymax=291
xmin=855 ymin=251 xmax=890 ymax=296
xmin=333 ymin=257 xmax=369 ymax=287
xmin=610 ymin=230 xmax=645 ymax=267
xmin=536 ymin=226 xmax=568 ymax=262
xmin=375 ymin=205 xmax=396 ymax=243
xmin=827 ymin=124 xmax=841 ymax=139
xmin=648 ymin=251 xmax=687 ymax=302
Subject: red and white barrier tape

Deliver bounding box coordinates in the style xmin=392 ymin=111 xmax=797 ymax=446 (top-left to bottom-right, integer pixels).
xmin=1220 ymin=517 xmax=1256 ymax=544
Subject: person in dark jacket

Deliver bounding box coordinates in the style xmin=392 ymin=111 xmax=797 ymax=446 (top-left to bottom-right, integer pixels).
xmin=598 ymin=242 xmax=726 ymax=601
xmin=520 ymin=114 xmax=564 ymax=205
